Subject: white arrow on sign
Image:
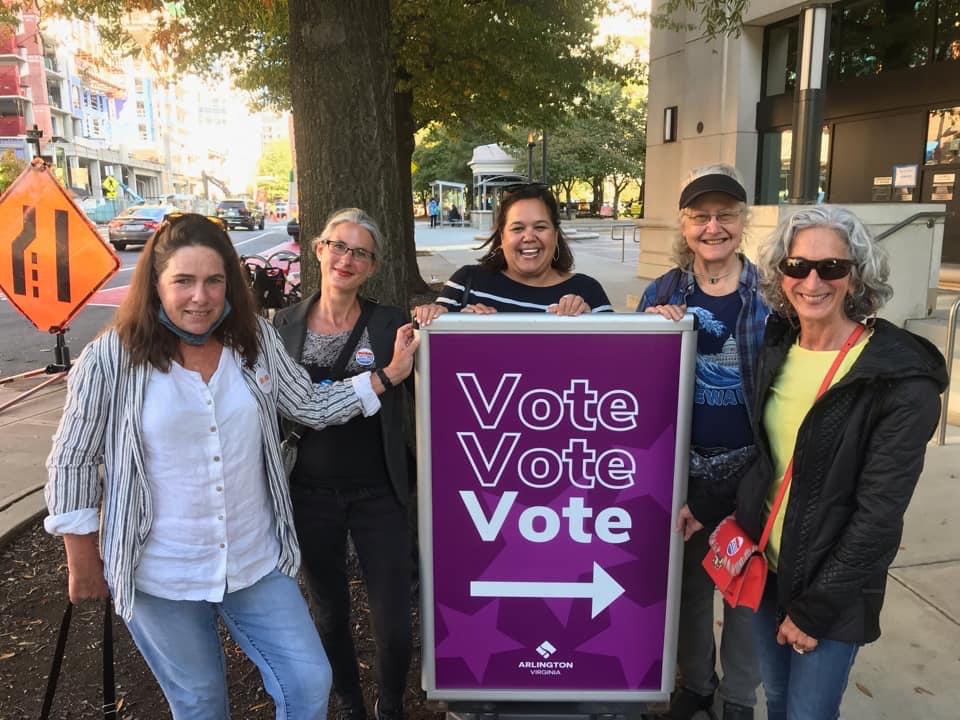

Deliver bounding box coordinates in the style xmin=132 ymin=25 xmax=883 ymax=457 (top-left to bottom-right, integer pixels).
xmin=469 ymin=562 xmax=625 ymax=618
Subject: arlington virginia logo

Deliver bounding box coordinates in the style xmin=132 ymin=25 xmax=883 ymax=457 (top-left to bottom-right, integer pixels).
xmin=517 ymin=640 xmax=574 ymax=676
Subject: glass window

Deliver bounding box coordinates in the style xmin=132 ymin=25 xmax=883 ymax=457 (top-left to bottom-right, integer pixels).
xmin=935 ymin=0 xmax=960 ymax=61
xmin=764 ymin=20 xmax=799 ymax=96
xmin=829 ymin=0 xmax=932 ymax=81
xmin=758 ymin=127 xmax=831 ymax=203
xmin=926 ymin=107 xmax=960 ymax=164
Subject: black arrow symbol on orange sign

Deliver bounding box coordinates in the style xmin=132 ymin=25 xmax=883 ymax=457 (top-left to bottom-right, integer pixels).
xmin=55 ymin=208 xmax=70 ymax=302
xmin=11 ymin=206 xmax=36 ymax=297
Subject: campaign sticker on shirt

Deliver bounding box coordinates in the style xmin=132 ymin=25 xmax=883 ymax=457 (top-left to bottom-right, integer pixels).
xmin=255 ymin=367 xmax=273 ymax=393
xmin=355 ymin=347 xmax=375 ymax=367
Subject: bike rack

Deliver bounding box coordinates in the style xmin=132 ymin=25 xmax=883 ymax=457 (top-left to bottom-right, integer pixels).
xmin=610 ymin=223 xmax=639 ymax=263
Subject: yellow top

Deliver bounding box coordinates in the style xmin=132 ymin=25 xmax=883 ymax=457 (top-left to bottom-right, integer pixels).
xmin=762 ymin=331 xmax=870 ymax=570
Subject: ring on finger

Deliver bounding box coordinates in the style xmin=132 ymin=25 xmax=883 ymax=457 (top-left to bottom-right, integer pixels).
xmin=792 ymin=643 xmax=805 ymax=655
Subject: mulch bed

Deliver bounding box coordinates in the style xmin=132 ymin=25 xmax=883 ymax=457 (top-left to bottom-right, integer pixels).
xmin=0 ymin=522 xmax=439 ymax=720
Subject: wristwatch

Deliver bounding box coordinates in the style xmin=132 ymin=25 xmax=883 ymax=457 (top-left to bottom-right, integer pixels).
xmin=375 ymin=367 xmax=394 ymax=390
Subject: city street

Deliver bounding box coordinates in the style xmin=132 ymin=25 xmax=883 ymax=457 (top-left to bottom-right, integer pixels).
xmin=0 ymin=221 xmax=294 ymax=378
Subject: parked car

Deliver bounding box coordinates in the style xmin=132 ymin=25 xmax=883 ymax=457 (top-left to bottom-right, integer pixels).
xmin=216 ymin=199 xmax=265 ymax=230
xmin=107 ymin=205 xmax=178 ymax=251
xmin=274 ymin=201 xmax=289 ymax=218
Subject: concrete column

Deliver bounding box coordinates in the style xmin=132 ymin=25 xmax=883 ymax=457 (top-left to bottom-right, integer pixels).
xmin=789 ymin=4 xmax=831 ymax=203
xmin=89 ymin=159 xmax=103 ymax=200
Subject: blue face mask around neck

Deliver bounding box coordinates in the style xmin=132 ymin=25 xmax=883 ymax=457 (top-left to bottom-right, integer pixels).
xmin=157 ymin=300 xmax=233 ymax=346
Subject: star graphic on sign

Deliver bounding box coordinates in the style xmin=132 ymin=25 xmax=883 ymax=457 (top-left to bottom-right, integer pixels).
xmin=574 ymin=591 xmax=668 ymax=689
xmin=435 ymin=600 xmax=524 ymax=683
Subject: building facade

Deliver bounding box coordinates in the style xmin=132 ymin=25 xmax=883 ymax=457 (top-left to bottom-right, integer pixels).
xmin=644 ymin=0 xmax=960 ymax=273
xmin=0 ymin=4 xmax=269 ymax=216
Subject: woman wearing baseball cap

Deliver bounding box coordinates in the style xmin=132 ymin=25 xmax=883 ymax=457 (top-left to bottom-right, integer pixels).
xmin=638 ymin=164 xmax=769 ymax=720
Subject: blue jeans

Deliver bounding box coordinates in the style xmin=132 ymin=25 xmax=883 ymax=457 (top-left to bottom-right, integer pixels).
xmin=753 ymin=579 xmax=859 ymax=720
xmin=125 ymin=568 xmax=331 ymax=720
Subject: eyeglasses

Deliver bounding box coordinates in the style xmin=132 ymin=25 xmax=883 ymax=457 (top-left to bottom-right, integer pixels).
xmin=683 ymin=210 xmax=743 ymax=226
xmin=779 ymin=257 xmax=854 ymax=280
xmin=322 ymin=239 xmax=376 ymax=264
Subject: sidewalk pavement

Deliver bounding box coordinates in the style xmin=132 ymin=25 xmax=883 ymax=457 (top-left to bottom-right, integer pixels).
xmin=2 ymin=224 xmax=958 ymax=718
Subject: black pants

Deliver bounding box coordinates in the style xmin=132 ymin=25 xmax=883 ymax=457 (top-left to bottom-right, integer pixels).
xmin=292 ymin=483 xmax=412 ymax=713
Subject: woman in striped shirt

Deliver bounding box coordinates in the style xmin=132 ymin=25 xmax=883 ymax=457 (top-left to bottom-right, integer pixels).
xmin=44 ymin=214 xmax=418 ymax=720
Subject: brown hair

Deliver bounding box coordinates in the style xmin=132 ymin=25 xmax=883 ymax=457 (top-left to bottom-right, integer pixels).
xmin=478 ymin=183 xmax=574 ymax=273
xmin=113 ymin=213 xmax=260 ymax=370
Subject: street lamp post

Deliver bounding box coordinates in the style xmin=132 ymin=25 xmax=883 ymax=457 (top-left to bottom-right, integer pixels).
xmin=541 ymin=131 xmax=548 ymax=186
xmin=788 ymin=3 xmax=831 ymax=203
xmin=527 ymin=132 xmax=536 ymax=181
xmin=26 ymin=124 xmax=43 ymax=161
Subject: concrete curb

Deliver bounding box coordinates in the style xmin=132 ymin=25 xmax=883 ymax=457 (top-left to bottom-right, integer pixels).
xmin=0 ymin=487 xmax=46 ymax=553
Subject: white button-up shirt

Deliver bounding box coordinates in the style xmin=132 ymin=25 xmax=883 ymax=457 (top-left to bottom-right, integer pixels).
xmin=134 ymin=349 xmax=280 ymax=600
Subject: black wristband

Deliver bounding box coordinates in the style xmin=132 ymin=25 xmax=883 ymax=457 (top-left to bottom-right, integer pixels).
xmin=375 ymin=367 xmax=394 ymax=390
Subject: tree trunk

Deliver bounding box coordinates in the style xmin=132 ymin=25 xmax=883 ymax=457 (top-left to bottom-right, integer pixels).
xmin=395 ymin=87 xmax=429 ymax=295
xmin=287 ymin=0 xmax=408 ymax=308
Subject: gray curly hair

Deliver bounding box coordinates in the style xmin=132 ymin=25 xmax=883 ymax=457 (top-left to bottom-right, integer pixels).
xmin=312 ymin=207 xmax=384 ymax=258
xmin=757 ymin=205 xmax=893 ymax=319
xmin=672 ymin=163 xmax=749 ymax=268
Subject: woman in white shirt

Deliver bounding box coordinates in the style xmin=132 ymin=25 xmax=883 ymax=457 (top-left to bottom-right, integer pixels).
xmin=44 ymin=213 xmax=418 ymax=720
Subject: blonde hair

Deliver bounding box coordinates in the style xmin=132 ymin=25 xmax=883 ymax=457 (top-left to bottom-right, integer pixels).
xmin=311 ymin=207 xmax=384 ymax=258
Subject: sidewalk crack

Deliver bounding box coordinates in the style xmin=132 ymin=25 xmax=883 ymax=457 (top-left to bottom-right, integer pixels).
xmin=888 ymin=572 xmax=960 ymax=627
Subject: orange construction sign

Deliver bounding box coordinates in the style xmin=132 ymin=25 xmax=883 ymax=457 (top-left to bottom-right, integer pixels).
xmin=0 ymin=162 xmax=119 ymax=332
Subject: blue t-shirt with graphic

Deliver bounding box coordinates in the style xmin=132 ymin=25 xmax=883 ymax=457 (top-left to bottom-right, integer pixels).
xmin=688 ymin=285 xmax=753 ymax=450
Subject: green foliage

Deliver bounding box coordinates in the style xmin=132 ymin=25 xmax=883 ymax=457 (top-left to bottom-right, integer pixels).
xmin=393 ymin=0 xmax=629 ymax=133
xmin=649 ymin=0 xmax=748 ymax=39
xmin=256 ymin=138 xmax=292 ymax=201
xmin=503 ymin=78 xmax=646 ymax=213
xmin=0 ymin=151 xmax=27 ymax=194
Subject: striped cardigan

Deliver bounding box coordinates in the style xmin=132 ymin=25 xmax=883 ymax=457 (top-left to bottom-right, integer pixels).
xmin=45 ymin=316 xmax=367 ymax=620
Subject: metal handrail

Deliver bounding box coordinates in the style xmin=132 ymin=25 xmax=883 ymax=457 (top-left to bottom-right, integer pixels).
xmin=610 ymin=223 xmax=639 ymax=262
xmin=937 ymin=294 xmax=960 ymax=445
xmin=874 ymin=211 xmax=945 ymax=242
xmin=871 ymin=210 xmax=951 ymax=442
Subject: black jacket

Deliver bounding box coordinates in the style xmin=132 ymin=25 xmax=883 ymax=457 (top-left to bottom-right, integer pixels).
xmin=274 ymin=293 xmax=414 ymax=505
xmin=736 ymin=317 xmax=947 ymax=644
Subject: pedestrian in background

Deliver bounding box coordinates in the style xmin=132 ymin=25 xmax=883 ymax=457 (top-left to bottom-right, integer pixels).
xmin=740 ymin=205 xmax=946 ymax=719
xmin=44 ymin=213 xmax=418 ymax=720
xmin=428 ymin=197 xmax=439 ymax=228
xmin=639 ymin=164 xmax=767 ymax=720
xmin=274 ymin=208 xmax=414 ymax=720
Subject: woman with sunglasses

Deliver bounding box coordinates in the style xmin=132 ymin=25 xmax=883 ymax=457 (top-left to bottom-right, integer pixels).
xmin=639 ymin=164 xmax=766 ymax=720
xmin=413 ymin=183 xmax=612 ymax=323
xmin=44 ymin=213 xmax=419 ymax=720
xmin=273 ymin=208 xmax=414 ymax=720
xmin=737 ymin=206 xmax=946 ymax=720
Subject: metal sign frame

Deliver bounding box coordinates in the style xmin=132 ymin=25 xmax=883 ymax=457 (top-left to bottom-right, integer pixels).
xmin=416 ymin=313 xmax=697 ymax=703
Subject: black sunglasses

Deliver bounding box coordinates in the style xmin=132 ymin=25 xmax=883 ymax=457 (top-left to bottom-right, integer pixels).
xmin=779 ymin=257 xmax=854 ymax=280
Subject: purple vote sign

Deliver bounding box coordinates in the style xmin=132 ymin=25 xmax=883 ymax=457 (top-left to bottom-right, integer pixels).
xmin=417 ymin=315 xmax=696 ymax=702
